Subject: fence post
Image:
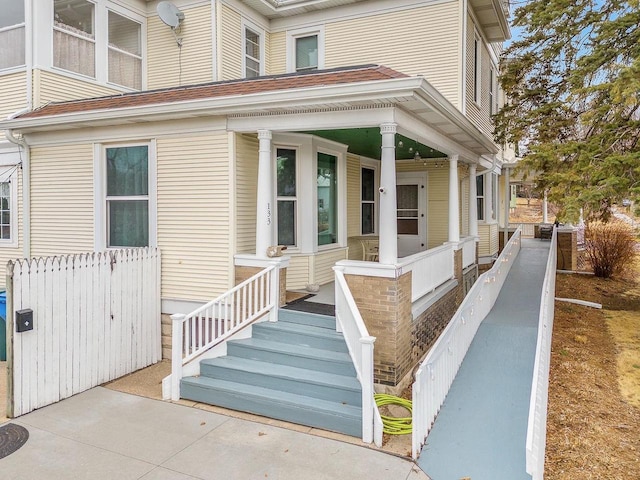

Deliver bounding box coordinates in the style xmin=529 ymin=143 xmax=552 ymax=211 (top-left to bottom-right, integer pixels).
xmin=170 ymin=314 xmax=185 ymax=401
xmin=360 ymin=335 xmax=375 ymax=444
xmin=268 ymin=265 xmax=279 ymax=322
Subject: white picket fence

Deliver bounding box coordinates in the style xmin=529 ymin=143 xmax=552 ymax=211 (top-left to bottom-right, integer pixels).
xmin=6 ymin=248 xmax=161 ymax=417
xmin=411 ymin=228 xmax=522 ymax=458
xmin=526 ymin=227 xmax=557 ymax=479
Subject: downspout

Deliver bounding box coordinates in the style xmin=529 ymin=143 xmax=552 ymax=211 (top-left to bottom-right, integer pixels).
xmin=4 ymin=111 xmax=31 ymax=259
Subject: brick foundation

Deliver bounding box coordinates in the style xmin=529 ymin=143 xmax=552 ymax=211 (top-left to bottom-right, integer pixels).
xmin=557 ymin=229 xmax=578 ymax=271
xmin=161 ymin=314 xmax=172 ymax=360
xmin=235 ymin=265 xmax=287 ymax=307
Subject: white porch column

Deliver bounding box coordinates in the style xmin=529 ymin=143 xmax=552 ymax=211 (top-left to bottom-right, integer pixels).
xmin=543 ymin=190 xmax=549 ymax=224
xmin=256 ymin=129 xmax=274 ymax=258
xmin=448 ymin=154 xmax=460 ymax=243
xmin=468 ymin=163 xmax=478 ymax=238
xmin=378 ymin=123 xmax=398 ymax=264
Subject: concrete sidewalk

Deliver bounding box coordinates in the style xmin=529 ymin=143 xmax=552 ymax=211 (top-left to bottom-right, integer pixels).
xmin=417 ymin=239 xmax=550 ymax=480
xmin=0 ymin=387 xmax=426 ymax=480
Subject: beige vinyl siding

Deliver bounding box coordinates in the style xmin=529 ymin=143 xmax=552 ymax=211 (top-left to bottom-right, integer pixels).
xmin=269 ymin=32 xmax=285 ymax=75
xmin=460 ymin=173 xmax=470 ymax=237
xmin=34 ymin=70 xmax=120 ymax=107
xmin=0 ymin=71 xmax=27 ymax=119
xmin=465 ymin=16 xmax=495 ymax=138
xmin=220 ymin=4 xmax=243 ymax=81
xmin=264 ymin=31 xmax=272 ymax=74
xmin=0 ymin=168 xmax=24 ymax=289
xmin=147 ymin=4 xmax=213 ymax=89
xmin=157 ymin=132 xmax=230 ymax=301
xmin=235 ymin=133 xmax=258 ymax=254
xmin=324 ymin=2 xmax=461 ymax=106
xmin=478 ymin=222 xmax=498 ymax=257
xmin=30 ymin=144 xmax=94 ymax=257
xmin=286 ymin=255 xmax=310 ymax=290
xmin=346 ymin=154 xmax=362 ymax=260
xmin=314 ymin=248 xmax=348 ymax=285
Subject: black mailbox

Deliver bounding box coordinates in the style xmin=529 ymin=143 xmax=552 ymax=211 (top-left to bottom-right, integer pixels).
xmin=16 ymin=309 xmax=33 ymax=332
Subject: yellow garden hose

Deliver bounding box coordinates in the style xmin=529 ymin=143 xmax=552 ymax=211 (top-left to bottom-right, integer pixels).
xmin=374 ymin=393 xmax=413 ymax=435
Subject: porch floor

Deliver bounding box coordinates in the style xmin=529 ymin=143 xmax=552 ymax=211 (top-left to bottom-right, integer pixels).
xmin=417 ymin=238 xmax=550 ymax=480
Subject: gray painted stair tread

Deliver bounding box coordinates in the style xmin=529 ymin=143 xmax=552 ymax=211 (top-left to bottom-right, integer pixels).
xmin=254 ymin=321 xmax=344 ymax=339
xmin=200 ymin=356 xmax=361 ymax=391
xmin=182 ymin=376 xmax=361 ymax=417
xmin=277 ymin=309 xmax=336 ymax=328
xmin=229 ymin=337 xmax=352 ymax=363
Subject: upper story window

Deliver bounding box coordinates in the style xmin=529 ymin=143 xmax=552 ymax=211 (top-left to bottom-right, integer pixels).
xmin=108 ymin=11 xmax=141 ymax=89
xmin=54 ymin=0 xmax=96 ymax=78
xmin=473 ymin=32 xmax=481 ymax=105
xmin=287 ymin=26 xmax=324 ymax=73
xmin=243 ymin=24 xmax=264 ymax=78
xmin=489 ymin=68 xmax=496 ymax=115
xmin=0 ymin=0 xmax=25 ymax=70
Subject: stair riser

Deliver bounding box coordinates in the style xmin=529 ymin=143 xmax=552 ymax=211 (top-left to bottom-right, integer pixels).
xmin=278 ymin=310 xmax=336 ymax=329
xmin=181 ymin=381 xmax=362 ymax=437
xmin=200 ymin=364 xmax=362 ymax=406
xmin=227 ymin=343 xmax=357 ymax=377
xmin=252 ymin=326 xmax=348 ymax=353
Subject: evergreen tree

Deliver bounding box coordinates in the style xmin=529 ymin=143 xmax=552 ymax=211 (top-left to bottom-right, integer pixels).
xmin=495 ymin=0 xmax=640 ymax=221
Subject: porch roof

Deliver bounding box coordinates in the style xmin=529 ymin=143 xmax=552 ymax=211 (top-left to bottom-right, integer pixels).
xmin=1 ymin=64 xmax=499 ymax=159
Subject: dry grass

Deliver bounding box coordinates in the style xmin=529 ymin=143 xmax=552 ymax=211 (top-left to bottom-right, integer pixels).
xmin=546 ymin=261 xmax=640 ymax=479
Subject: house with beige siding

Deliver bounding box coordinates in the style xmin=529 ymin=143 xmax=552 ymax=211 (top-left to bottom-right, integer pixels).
xmin=1 ymin=0 xmax=513 ymax=441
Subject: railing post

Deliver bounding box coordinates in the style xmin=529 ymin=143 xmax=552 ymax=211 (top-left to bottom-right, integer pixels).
xmin=360 ymin=335 xmax=376 ymax=444
xmin=170 ymin=314 xmax=185 ymax=401
xmin=269 ymin=265 xmax=279 ymax=322
xmin=333 ymin=266 xmax=345 ymax=333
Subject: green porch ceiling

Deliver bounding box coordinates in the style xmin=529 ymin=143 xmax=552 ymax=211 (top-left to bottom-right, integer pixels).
xmin=303 ymin=128 xmax=446 ymax=161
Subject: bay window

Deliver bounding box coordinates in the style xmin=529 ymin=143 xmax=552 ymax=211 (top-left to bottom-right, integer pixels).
xmin=276 ymin=148 xmax=297 ymax=247
xmin=317 ymin=152 xmax=338 ymax=246
xmin=54 ymin=0 xmax=96 ymax=78
xmin=477 ymin=174 xmax=485 ymax=221
xmin=0 ymin=0 xmax=25 ymax=70
xmin=361 ymin=167 xmax=375 ymax=235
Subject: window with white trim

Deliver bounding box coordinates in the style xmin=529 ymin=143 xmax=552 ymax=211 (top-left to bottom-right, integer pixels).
xmin=491 ymin=173 xmax=498 ymax=220
xmin=276 ymin=148 xmax=297 ymax=247
xmin=54 ymin=0 xmax=96 ymax=78
xmin=0 ymin=0 xmax=25 ymax=70
xmin=243 ymin=25 xmax=263 ymax=78
xmin=105 ymin=145 xmax=150 ymax=247
xmin=108 ymin=10 xmax=142 ymax=89
xmin=287 ymin=26 xmax=324 ymax=73
xmin=476 ymin=174 xmax=485 ymax=221
xmin=0 ymin=166 xmax=18 ymax=247
xmin=361 ymin=167 xmax=376 ymax=235
xmin=473 ymin=32 xmax=481 ymax=104
xmin=317 ymin=152 xmax=338 ymax=246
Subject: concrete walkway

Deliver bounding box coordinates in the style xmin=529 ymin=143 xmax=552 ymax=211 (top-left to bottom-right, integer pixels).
xmin=417 ymin=239 xmax=550 ymax=480
xmin=0 ymin=387 xmax=426 ymax=480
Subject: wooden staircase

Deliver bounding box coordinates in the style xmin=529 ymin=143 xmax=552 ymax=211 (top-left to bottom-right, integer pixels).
xmin=180 ymin=309 xmax=362 ymax=437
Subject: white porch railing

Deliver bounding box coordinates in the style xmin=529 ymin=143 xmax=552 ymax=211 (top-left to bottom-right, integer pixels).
xmin=333 ymin=266 xmax=382 ymax=446
xmin=526 ymin=227 xmax=557 ymax=479
xmin=399 ymin=244 xmax=454 ymax=302
xmin=166 ymin=265 xmax=279 ymax=401
xmin=461 ymin=235 xmax=477 ymax=269
xmin=509 ymin=222 xmax=537 ymax=238
xmin=411 ymin=228 xmax=522 ymax=459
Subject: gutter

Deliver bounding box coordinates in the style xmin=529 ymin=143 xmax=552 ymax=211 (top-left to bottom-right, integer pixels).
xmin=5 ymin=109 xmax=31 ymax=259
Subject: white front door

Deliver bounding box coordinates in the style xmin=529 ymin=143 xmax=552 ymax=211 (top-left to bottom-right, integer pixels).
xmin=396 ymin=172 xmax=427 ymax=258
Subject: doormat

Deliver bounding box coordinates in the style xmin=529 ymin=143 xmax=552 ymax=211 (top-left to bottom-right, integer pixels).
xmin=0 ymin=423 xmax=29 ymax=459
xmin=283 ymin=299 xmax=335 ymax=317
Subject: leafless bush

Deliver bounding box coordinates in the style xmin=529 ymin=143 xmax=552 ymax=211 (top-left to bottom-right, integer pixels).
xmin=584 ymin=221 xmax=637 ymax=278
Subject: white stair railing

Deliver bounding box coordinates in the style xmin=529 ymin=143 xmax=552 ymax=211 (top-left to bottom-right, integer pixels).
xmin=333 ymin=266 xmax=382 ymax=446
xmin=166 ymin=265 xmax=279 ymax=401
xmin=411 ymin=228 xmax=522 ymax=459
xmin=526 ymin=227 xmax=557 ymax=479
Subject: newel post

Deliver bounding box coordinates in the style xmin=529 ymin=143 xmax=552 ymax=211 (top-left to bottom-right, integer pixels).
xmin=360 ymin=335 xmax=376 ymax=444
xmin=170 ymin=313 xmax=185 ymax=401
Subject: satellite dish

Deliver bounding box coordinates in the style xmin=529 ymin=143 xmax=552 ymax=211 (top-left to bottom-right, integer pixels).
xmin=157 ymin=1 xmax=184 ymax=29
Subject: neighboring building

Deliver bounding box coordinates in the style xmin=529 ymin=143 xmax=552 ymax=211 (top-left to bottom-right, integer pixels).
xmin=0 ymin=0 xmax=512 ymax=405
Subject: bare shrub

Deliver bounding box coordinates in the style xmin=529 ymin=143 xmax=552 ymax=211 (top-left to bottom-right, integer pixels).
xmin=584 ymin=221 xmax=637 ymax=278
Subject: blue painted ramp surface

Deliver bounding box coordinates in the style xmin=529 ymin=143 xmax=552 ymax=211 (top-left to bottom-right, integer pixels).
xmin=417 ymin=239 xmax=550 ymax=480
